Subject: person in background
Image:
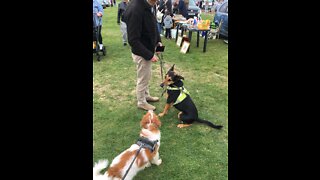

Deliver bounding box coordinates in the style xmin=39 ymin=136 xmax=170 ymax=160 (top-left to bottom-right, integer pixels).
xmin=204 ymin=0 xmax=209 ymax=13
xmin=99 ymin=0 xmax=108 ymax=8
xmin=93 ymin=0 xmax=104 ymax=50
xmin=163 ymin=10 xmax=173 ymax=39
xmin=172 ymin=0 xmax=179 ymax=14
xmin=156 ymin=5 xmax=164 ymax=36
xmin=110 ymin=0 xmax=117 ymax=6
xmin=123 ymin=0 xmax=163 ymax=111
xmin=117 ymin=0 xmax=129 ymax=46
xmin=159 ymin=0 xmax=173 ymax=15
xmin=199 ymin=0 xmax=203 ymax=9
xmin=166 ymin=0 xmax=173 ymax=15
xmin=214 ymin=0 xmax=223 ymax=12
xmin=178 ymin=0 xmax=188 ymax=18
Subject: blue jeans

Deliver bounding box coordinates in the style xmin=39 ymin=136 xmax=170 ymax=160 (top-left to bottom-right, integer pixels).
xmin=202 ymin=31 xmax=206 ymax=37
xmin=157 ymin=23 xmax=162 ymax=34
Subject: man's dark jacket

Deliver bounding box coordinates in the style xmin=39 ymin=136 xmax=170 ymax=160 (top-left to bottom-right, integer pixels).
xmin=123 ymin=0 xmax=161 ymax=60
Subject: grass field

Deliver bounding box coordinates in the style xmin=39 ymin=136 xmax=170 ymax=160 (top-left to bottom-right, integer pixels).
xmin=93 ymin=6 xmax=228 ymax=180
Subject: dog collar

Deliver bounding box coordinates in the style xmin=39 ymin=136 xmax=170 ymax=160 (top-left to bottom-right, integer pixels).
xmin=136 ymin=137 xmax=158 ymax=153
xmin=166 ymin=86 xmax=190 ymax=105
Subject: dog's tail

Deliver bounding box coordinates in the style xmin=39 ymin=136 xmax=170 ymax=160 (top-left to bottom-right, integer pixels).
xmin=93 ymin=159 xmax=109 ymax=178
xmin=196 ymin=118 xmax=223 ymax=129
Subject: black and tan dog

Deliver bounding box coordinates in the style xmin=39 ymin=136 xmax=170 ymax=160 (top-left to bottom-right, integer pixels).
xmin=158 ymin=64 xmax=223 ymax=129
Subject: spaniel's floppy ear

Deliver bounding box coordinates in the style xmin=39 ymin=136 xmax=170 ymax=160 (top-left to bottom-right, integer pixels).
xmin=148 ymin=110 xmax=162 ymax=128
xmin=140 ymin=110 xmax=156 ymax=128
xmin=140 ymin=112 xmax=150 ymax=129
xmin=152 ymin=115 xmax=162 ymax=128
xmin=140 ymin=110 xmax=161 ymax=129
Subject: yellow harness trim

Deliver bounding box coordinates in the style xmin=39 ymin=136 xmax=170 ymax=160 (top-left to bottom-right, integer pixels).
xmin=167 ymin=86 xmax=190 ymax=105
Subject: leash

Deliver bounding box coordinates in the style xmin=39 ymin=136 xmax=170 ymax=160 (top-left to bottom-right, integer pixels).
xmin=157 ymin=52 xmax=165 ymax=81
xmin=157 ymin=52 xmax=166 ymax=97
xmin=122 ymin=144 xmax=143 ymax=180
xmin=122 ymin=138 xmax=159 ymax=180
xmin=161 ymin=88 xmax=166 ymax=97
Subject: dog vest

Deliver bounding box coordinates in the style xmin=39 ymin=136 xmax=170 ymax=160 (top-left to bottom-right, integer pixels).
xmin=167 ymin=86 xmax=190 ymax=105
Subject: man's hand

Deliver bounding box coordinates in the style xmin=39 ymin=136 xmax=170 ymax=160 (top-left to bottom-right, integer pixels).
xmin=151 ymin=55 xmax=159 ymax=62
xmin=155 ymin=42 xmax=164 ymax=54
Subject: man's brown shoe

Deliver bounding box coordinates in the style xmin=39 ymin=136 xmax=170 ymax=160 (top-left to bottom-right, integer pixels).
xmin=146 ymin=96 xmax=159 ymax=102
xmin=138 ymin=103 xmax=156 ymax=111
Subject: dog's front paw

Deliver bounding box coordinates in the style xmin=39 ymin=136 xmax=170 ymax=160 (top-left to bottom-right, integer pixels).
xmin=155 ymin=159 xmax=162 ymax=166
xmin=145 ymin=162 xmax=151 ymax=168
xmin=158 ymin=112 xmax=165 ymax=117
xmin=177 ymin=124 xmax=191 ymax=128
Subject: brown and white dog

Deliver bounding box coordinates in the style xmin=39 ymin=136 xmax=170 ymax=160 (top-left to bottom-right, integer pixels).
xmin=93 ymin=110 xmax=162 ymax=180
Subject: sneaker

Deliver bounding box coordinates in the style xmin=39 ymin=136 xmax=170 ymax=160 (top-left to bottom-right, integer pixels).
xmin=138 ymin=103 xmax=156 ymax=111
xmin=146 ymin=96 xmax=159 ymax=102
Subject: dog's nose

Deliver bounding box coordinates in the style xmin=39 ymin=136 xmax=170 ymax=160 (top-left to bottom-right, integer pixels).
xmin=160 ymin=83 xmax=164 ymax=88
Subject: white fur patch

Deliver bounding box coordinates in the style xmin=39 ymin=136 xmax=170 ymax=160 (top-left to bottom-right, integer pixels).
xmin=148 ymin=110 xmax=153 ymax=124
xmin=93 ymin=159 xmax=109 ymax=180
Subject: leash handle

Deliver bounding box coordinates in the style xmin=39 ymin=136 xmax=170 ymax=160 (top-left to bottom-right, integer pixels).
xmin=161 ymin=88 xmax=166 ymax=97
xmin=122 ymin=144 xmax=143 ymax=180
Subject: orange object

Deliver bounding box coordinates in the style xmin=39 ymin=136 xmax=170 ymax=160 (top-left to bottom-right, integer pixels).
xmin=197 ymin=20 xmax=210 ymax=30
xmin=206 ymin=20 xmax=210 ymax=26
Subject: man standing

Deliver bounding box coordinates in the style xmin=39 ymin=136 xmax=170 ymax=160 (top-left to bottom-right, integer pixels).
xmin=124 ymin=0 xmax=162 ymax=111
xmin=117 ymin=0 xmax=128 ymax=46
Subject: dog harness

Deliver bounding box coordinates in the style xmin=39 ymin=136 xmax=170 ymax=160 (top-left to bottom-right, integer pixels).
xmin=136 ymin=136 xmax=158 ymax=153
xmin=122 ymin=137 xmax=158 ymax=180
xmin=167 ymin=86 xmax=190 ymax=105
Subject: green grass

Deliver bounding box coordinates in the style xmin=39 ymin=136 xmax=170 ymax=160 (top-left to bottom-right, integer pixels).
xmin=93 ymin=6 xmax=228 ymax=180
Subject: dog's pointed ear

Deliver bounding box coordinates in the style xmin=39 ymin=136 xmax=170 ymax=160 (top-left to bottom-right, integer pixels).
xmin=169 ymin=64 xmax=175 ymax=72
xmin=177 ymin=74 xmax=184 ymax=80
xmin=173 ymin=74 xmax=184 ymax=81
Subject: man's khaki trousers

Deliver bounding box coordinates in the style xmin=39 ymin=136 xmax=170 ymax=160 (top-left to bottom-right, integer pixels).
xmin=132 ymin=53 xmax=152 ymax=105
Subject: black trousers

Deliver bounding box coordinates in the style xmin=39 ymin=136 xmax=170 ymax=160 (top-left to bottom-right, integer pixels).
xmin=93 ymin=25 xmax=103 ymax=44
xmin=165 ymin=28 xmax=171 ymax=38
